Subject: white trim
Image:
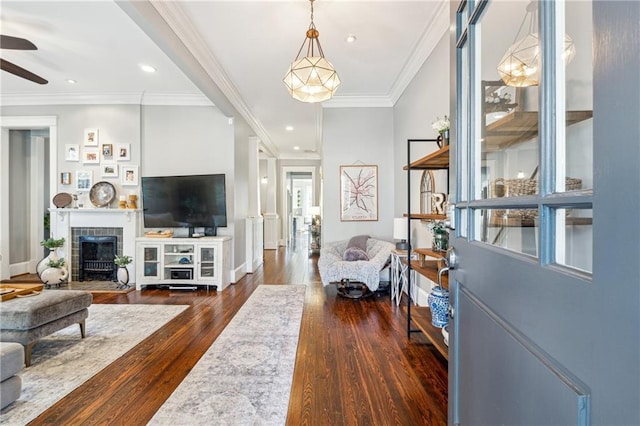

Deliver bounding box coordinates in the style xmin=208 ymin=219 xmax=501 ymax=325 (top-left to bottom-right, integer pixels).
xmin=0 ymin=115 xmax=58 ymax=280
xmin=323 ymin=95 xmax=394 ymax=108
xmin=232 ymin=263 xmax=246 ymax=283
xmin=280 ymin=166 xmax=317 ymax=247
xmin=0 ymin=92 xmax=213 ymax=107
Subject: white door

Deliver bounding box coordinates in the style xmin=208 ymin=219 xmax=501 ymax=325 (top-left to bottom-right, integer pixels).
xmin=449 ymin=1 xmax=639 ymax=424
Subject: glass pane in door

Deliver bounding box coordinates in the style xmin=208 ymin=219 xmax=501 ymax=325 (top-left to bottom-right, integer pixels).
xmin=560 ymin=0 xmax=593 ymax=192
xmin=478 ymin=1 xmax=540 ymax=200
xmin=474 ymin=208 xmax=538 ymax=257
xmin=555 ymin=208 xmax=592 ymax=273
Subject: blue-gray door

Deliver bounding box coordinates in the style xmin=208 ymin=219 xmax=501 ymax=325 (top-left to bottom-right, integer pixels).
xmin=449 ymin=1 xmax=639 ymax=424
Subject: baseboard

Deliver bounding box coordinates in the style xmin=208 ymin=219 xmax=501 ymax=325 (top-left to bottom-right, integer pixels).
xmin=231 ymin=264 xmax=246 ymax=283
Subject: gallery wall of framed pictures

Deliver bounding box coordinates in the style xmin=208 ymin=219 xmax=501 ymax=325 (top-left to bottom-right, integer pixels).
xmin=59 ymin=127 xmax=140 ymax=207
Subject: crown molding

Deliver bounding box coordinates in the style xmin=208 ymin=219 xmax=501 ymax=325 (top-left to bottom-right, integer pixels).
xmin=150 ymin=0 xmax=280 ymax=158
xmin=388 ymin=0 xmax=449 ymax=105
xmin=0 ymin=92 xmax=213 ymax=106
xmin=322 ymin=95 xmax=394 ymax=109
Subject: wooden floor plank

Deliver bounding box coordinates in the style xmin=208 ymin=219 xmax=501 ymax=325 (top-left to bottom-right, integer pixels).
xmin=24 ymin=235 xmax=447 ymax=425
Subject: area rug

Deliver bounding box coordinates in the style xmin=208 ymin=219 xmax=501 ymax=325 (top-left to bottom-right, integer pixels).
xmin=0 ymin=303 xmax=189 ymax=425
xmin=149 ymin=284 xmax=307 ymax=425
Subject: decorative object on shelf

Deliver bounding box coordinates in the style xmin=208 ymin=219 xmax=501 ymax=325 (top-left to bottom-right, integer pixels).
xmin=442 ymin=325 xmax=449 ymax=346
xmin=114 ymin=254 xmax=132 ymax=288
xmin=432 ymin=115 xmax=450 ymax=147
xmin=52 ymin=192 xmax=73 ymax=208
xmin=40 ymin=257 xmax=69 ymax=288
xmin=497 ymin=1 xmax=575 ymax=87
xmin=427 ymin=285 xmax=449 ymax=328
xmin=419 ymin=170 xmax=435 ymax=216
xmin=431 ymin=193 xmax=447 ymax=215
xmin=340 ymin=164 xmax=378 ymax=221
xmin=36 ymin=237 xmax=65 ymax=278
xmin=393 ymin=218 xmax=409 ymax=250
xmin=89 ymin=181 xmax=116 ymax=207
xmin=127 ymin=194 xmax=138 ymax=209
xmin=427 ymin=220 xmax=448 ymax=252
xmin=283 ymin=0 xmax=341 ymax=103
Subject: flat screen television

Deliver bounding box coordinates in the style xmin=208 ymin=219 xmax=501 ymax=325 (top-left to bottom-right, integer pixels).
xmin=141 ymin=174 xmax=227 ymax=230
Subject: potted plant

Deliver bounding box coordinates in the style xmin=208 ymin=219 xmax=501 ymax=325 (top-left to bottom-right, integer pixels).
xmin=40 ymin=257 xmax=69 ymax=287
xmin=427 ymin=220 xmax=448 ymax=252
xmin=114 ymin=255 xmax=133 ymax=288
xmin=36 ymin=237 xmax=66 ymax=277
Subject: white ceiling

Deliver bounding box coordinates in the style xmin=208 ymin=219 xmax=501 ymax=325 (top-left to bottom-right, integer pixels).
xmin=0 ymin=0 xmax=448 ymax=159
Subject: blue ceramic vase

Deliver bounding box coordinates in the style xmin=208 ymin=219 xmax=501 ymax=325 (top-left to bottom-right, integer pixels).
xmin=428 ymin=286 xmax=449 ymax=328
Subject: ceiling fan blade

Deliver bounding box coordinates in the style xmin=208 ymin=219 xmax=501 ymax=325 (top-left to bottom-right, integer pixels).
xmin=0 ymin=58 xmax=48 ymax=84
xmin=0 ymin=35 xmax=37 ymax=50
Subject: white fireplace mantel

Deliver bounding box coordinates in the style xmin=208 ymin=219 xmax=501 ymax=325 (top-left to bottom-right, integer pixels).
xmin=49 ymin=208 xmax=141 ymax=283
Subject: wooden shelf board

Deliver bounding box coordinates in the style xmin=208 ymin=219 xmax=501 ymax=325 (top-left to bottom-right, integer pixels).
xmin=404 ymin=146 xmax=450 ymax=170
xmin=413 ymin=248 xmax=446 ymax=259
xmin=403 ymin=213 xmax=447 ymax=221
xmin=484 ymin=110 xmax=592 ymax=150
xmin=403 ymin=259 xmax=449 ymax=288
xmin=489 ymin=216 xmax=592 ymax=228
xmin=410 ymin=306 xmax=449 ymax=360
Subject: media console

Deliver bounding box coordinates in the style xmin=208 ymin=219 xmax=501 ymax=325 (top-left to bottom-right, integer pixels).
xmin=135 ymin=236 xmax=231 ymax=291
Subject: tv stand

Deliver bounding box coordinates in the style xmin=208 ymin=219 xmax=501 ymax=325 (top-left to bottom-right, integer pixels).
xmin=135 ymin=236 xmax=231 ymax=290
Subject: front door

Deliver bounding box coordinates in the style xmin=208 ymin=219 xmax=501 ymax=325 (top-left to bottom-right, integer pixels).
xmin=449 ymin=1 xmax=639 ymax=424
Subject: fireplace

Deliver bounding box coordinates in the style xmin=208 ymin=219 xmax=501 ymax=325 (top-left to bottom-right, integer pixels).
xmin=71 ymin=227 xmax=123 ymax=282
xmin=79 ymin=235 xmax=117 ymax=281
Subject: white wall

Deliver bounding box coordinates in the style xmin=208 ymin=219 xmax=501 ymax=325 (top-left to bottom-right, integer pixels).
xmin=322 ymin=107 xmax=394 ymax=243
xmin=393 ymin=31 xmax=450 ymax=300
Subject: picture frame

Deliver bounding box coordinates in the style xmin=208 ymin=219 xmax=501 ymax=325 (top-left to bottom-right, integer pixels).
xmin=60 ymin=172 xmax=72 ymax=185
xmin=340 ymin=165 xmax=378 ymax=221
xmin=65 ymin=144 xmax=79 ymax=161
xmin=76 ymin=170 xmax=93 ymax=191
xmin=84 ymin=128 xmax=99 ymax=146
xmin=116 ymin=143 xmax=130 ymax=161
xmin=101 ymin=163 xmax=118 ymax=178
xmin=101 ymin=143 xmax=113 ymax=160
xmin=83 ymin=147 xmax=100 ymax=164
xmin=121 ymin=165 xmax=138 ymax=186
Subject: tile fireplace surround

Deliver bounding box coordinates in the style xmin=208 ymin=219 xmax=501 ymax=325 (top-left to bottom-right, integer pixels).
xmin=49 ymin=208 xmax=140 ymax=285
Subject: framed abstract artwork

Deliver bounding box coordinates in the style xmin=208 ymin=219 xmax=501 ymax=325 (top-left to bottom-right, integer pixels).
xmin=340 ymin=165 xmax=378 ymax=221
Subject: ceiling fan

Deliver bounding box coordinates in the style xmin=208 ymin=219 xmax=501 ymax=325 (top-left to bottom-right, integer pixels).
xmin=0 ymin=34 xmax=48 ymax=84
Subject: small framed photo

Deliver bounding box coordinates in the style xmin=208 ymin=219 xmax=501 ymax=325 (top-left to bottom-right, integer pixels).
xmin=60 ymin=172 xmax=72 ymax=185
xmin=65 ymin=144 xmax=79 ymax=161
xmin=101 ymin=144 xmax=113 ymax=160
xmin=121 ymin=165 xmax=138 ymax=186
xmin=76 ymin=170 xmax=93 ymax=191
xmin=116 ymin=143 xmax=130 ymax=161
xmin=83 ymin=147 xmax=100 ymax=164
xmin=84 ymin=128 xmax=99 ymax=146
xmin=101 ymin=163 xmax=118 ymax=178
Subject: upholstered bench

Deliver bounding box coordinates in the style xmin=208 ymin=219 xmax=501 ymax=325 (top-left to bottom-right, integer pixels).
xmin=0 ymin=342 xmax=24 ymax=409
xmin=0 ymin=290 xmax=92 ymax=366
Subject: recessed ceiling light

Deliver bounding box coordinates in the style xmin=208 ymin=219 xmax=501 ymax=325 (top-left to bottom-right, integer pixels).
xmin=345 ymin=34 xmax=357 ymax=43
xmin=139 ymin=64 xmax=157 ymax=73
xmin=293 ymin=146 xmax=300 ymax=150
xmin=66 ymin=79 xmax=77 ymax=84
xmin=285 ymin=126 xmax=294 ymax=131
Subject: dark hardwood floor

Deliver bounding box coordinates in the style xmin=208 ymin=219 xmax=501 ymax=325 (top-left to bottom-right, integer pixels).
xmin=27 ymin=234 xmax=448 ymax=425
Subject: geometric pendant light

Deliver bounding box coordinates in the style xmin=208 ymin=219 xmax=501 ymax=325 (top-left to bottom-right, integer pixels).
xmin=497 ymin=1 xmax=575 ymax=87
xmin=283 ymin=0 xmax=340 ymax=103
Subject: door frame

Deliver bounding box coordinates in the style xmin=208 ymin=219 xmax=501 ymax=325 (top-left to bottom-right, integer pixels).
xmin=0 ymin=116 xmax=57 ymax=280
xmin=279 ymin=166 xmax=316 ymax=246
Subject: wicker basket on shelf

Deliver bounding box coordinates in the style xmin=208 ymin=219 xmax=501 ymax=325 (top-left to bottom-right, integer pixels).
xmin=490 ymin=176 xmax=582 ymax=221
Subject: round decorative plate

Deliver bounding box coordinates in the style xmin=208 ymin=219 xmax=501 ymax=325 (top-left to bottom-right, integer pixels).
xmin=89 ymin=181 xmax=116 ymax=207
xmin=52 ymin=192 xmax=73 ymax=208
